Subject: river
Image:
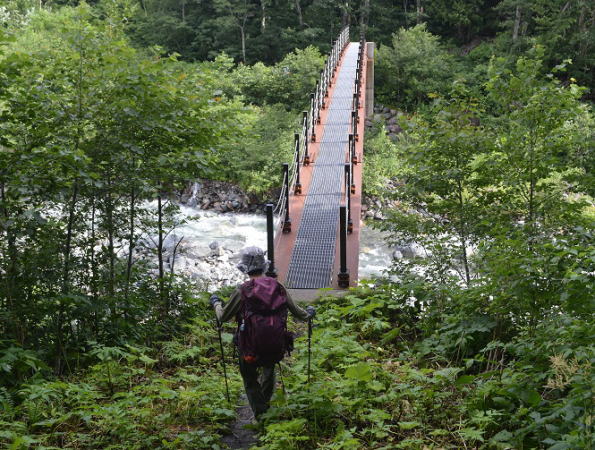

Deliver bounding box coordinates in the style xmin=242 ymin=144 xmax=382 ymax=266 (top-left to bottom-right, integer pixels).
xmin=173 ymin=206 xmax=393 ymax=284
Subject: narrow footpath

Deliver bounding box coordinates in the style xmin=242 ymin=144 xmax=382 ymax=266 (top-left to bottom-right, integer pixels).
xmin=221 ymin=395 xmax=258 ymax=449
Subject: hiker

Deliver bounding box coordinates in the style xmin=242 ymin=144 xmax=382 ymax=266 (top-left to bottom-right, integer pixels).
xmin=210 ymin=246 xmax=315 ymax=419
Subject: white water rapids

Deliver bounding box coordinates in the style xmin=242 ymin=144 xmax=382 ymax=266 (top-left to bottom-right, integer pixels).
xmin=172 ymin=206 xmax=394 ymax=284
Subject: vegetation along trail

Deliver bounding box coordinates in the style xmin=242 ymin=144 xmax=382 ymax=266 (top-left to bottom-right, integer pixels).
xmin=1 ymin=1 xmax=593 ymax=449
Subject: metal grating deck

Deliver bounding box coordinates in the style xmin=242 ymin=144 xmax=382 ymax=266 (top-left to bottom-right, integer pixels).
xmin=285 ymin=43 xmax=359 ymax=288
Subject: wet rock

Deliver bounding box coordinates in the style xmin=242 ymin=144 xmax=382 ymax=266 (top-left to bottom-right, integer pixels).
xmin=392 ymin=250 xmax=404 ymax=259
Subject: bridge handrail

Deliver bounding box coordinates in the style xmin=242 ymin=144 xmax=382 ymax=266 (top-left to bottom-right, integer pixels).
xmin=272 ymin=25 xmax=350 ymax=241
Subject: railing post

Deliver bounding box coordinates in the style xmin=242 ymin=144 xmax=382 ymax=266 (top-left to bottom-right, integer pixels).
xmin=334 ymin=40 xmax=338 ymax=71
xmin=351 ymin=132 xmax=358 ymax=165
xmin=282 ymin=163 xmax=291 ymax=233
xmin=294 ymin=133 xmax=302 ymax=194
xmin=331 ymin=40 xmax=336 ymax=72
xmin=350 ymin=163 xmax=356 ymax=195
xmin=317 ymin=79 xmax=323 ymax=118
xmin=302 ymin=111 xmax=310 ymax=167
xmin=265 ymin=204 xmax=277 ymax=278
xmin=310 ymin=96 xmax=317 ymax=144
xmin=345 ymin=164 xmax=353 ymax=233
xmin=338 ymin=205 xmax=350 ymax=288
xmin=320 ymin=70 xmax=327 ymax=108
xmin=352 ymin=110 xmax=358 ymax=141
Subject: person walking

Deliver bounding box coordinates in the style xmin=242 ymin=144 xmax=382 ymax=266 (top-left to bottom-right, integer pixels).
xmin=210 ymin=246 xmax=315 ymax=419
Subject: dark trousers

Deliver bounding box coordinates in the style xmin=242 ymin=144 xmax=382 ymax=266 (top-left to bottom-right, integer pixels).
xmin=238 ymin=357 xmax=276 ymax=418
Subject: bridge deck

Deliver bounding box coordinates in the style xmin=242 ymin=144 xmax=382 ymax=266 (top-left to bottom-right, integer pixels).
xmin=275 ymin=42 xmax=367 ymax=289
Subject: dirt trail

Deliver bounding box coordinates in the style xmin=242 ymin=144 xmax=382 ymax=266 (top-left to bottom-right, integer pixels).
xmin=221 ymin=395 xmax=258 ymax=449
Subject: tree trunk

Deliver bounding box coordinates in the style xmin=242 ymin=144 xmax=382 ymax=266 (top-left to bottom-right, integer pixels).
xmin=512 ymin=5 xmax=522 ymax=42
xmin=342 ymin=1 xmax=350 ymax=27
xmin=105 ymin=175 xmax=115 ymax=299
xmin=90 ymin=195 xmax=99 ymax=335
xmin=0 ymin=181 xmax=22 ymax=344
xmin=260 ymin=0 xmax=266 ymax=32
xmin=124 ymin=187 xmax=136 ymax=315
xmin=157 ymin=193 xmax=166 ymax=314
xmin=294 ymin=0 xmax=304 ymax=27
xmin=62 ymin=181 xmax=79 ymax=294
xmin=416 ymin=0 xmax=423 ymax=24
xmin=456 ymin=178 xmax=471 ymax=285
xmin=360 ymin=0 xmax=370 ymax=34
xmin=56 ymin=180 xmax=79 ymax=375
xmin=240 ymin=25 xmax=246 ymax=63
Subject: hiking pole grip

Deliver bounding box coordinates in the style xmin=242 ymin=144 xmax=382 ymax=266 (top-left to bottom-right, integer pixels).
xmin=215 ymin=316 xmax=231 ymax=405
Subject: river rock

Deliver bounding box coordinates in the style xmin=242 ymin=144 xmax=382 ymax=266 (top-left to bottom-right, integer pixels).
xmin=184 ymin=244 xmax=211 ymax=259
xmin=392 ymin=250 xmax=404 ymax=259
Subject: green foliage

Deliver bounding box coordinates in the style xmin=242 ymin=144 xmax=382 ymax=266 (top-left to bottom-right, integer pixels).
xmin=215 ymin=104 xmax=297 ymax=197
xmin=251 ymin=279 xmax=593 ymax=448
xmin=0 ymin=302 xmax=242 ymax=449
xmin=495 ymin=0 xmax=595 ymax=95
xmin=362 ymin=124 xmax=400 ymax=197
xmin=0 ymin=3 xmax=241 ymax=377
xmin=376 ymin=24 xmax=455 ymax=109
xmin=230 ymin=45 xmax=325 ymax=110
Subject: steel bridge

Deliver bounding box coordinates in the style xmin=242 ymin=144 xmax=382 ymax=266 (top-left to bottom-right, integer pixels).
xmin=265 ymin=27 xmax=372 ymax=290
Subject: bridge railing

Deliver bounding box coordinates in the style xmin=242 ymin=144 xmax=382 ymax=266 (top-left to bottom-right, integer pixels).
xmin=267 ymin=26 xmax=351 ymax=278
xmin=337 ymin=34 xmax=366 ymax=287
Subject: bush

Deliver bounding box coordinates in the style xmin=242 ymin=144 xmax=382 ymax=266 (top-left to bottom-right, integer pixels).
xmin=376 ymin=24 xmax=454 ymax=109
xmin=363 ymin=124 xmax=401 ymax=197
xmin=231 ymin=46 xmax=324 ymax=110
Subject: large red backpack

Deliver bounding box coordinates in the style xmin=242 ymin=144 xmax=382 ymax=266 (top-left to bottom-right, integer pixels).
xmin=236 ymin=277 xmax=293 ymax=366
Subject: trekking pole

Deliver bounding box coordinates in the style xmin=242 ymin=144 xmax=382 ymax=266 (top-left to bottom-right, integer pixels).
xmin=307 ymin=317 xmax=313 ymax=386
xmin=215 ymin=316 xmax=231 ymax=405
xmin=277 ymin=362 xmax=287 ymax=395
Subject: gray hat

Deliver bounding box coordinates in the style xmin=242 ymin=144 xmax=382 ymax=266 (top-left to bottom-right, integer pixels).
xmin=236 ymin=246 xmax=270 ymax=275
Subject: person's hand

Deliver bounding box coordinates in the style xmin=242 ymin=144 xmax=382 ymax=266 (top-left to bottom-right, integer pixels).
xmin=209 ymin=294 xmax=222 ymax=307
xmin=306 ymin=306 xmax=316 ymax=319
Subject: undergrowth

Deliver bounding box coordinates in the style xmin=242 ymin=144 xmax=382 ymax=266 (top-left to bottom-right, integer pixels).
xmin=0 ymin=302 xmax=243 ymax=449
xmin=255 ymin=282 xmax=593 ymax=449
xmin=2 ymin=283 xmax=592 ymax=449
